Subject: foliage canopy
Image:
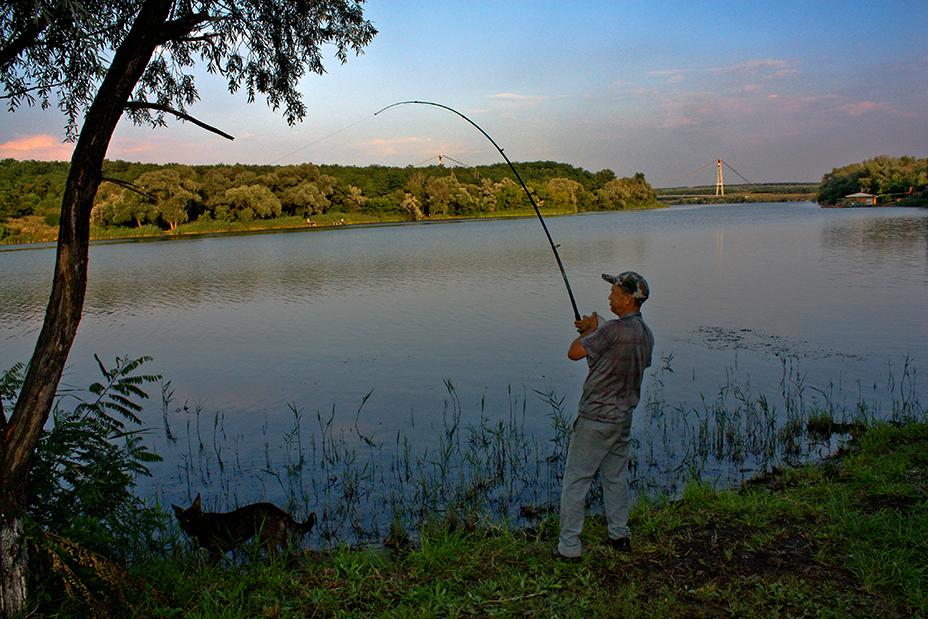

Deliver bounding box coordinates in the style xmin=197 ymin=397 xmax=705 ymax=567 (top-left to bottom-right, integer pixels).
xmin=1 ymin=0 xmax=377 ymax=137
xmin=1 ymin=159 xmax=661 ymax=238
xmin=817 ymin=156 xmax=928 ymax=205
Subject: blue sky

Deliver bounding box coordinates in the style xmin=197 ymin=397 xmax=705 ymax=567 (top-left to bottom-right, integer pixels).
xmin=2 ymin=0 xmax=926 ymax=186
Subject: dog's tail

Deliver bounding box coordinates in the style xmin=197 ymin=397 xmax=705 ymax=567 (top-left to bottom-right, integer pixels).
xmin=298 ymin=512 xmax=317 ymax=534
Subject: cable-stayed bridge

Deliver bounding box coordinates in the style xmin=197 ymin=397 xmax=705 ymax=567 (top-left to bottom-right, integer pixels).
xmin=656 ymin=159 xmax=816 ymax=203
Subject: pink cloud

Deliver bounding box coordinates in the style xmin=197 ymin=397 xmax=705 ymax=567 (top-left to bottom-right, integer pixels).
xmin=655 ymin=87 xmax=832 ymax=131
xmin=488 ymin=92 xmax=571 ymax=109
xmin=109 ymin=139 xmax=159 ymax=156
xmin=646 ymin=59 xmax=799 ymax=92
xmin=647 ymin=69 xmax=687 ymax=76
xmin=764 ymin=68 xmax=800 ymax=80
xmin=765 ymin=94 xmax=837 ymax=114
xmin=840 ymin=100 xmax=891 ymax=116
xmin=491 ymin=92 xmax=548 ymax=102
xmin=764 ymin=95 xmax=892 ymax=118
xmin=657 ymin=87 xmax=778 ymax=130
xmin=709 ymin=58 xmax=799 ymax=79
xmin=728 ymin=58 xmax=789 ymax=70
xmin=483 ymin=92 xmax=577 ymax=116
xmin=646 ymin=68 xmax=687 ymax=84
xmin=0 ymin=134 xmax=72 ymax=161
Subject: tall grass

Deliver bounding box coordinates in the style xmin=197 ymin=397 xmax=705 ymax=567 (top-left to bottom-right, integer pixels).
xmin=158 ymin=355 xmax=923 ymax=548
xmin=11 ymin=354 xmax=925 ymax=615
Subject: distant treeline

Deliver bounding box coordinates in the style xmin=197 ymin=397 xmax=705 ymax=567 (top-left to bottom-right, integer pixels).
xmin=0 ymin=159 xmax=659 ymax=239
xmin=817 ymin=156 xmax=928 ymax=205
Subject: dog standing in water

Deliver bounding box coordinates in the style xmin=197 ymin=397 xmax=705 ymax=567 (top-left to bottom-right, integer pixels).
xmin=172 ymin=494 xmax=316 ymax=557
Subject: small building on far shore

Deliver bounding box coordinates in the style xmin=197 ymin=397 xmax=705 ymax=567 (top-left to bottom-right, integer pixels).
xmin=842 ymin=192 xmax=877 ymax=206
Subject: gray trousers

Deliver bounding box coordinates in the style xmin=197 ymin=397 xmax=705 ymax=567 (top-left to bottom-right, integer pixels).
xmin=557 ymin=414 xmax=633 ymax=558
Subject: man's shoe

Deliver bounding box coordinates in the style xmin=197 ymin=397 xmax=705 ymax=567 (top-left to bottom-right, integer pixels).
xmin=552 ymin=547 xmax=581 ymax=563
xmin=605 ymin=536 xmax=631 ymax=551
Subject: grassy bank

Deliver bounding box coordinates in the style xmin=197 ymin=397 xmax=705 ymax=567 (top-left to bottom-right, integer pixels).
xmin=43 ymin=420 xmax=927 ymax=617
xmin=2 ymin=204 xmax=664 ymax=245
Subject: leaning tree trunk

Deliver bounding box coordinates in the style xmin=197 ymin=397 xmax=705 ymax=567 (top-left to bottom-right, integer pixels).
xmin=0 ymin=518 xmax=24 ymax=618
xmin=0 ymin=2 xmax=174 ymax=614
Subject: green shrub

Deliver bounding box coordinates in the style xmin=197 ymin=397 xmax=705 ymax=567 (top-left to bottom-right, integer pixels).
xmin=0 ymin=356 xmax=169 ymax=612
xmin=1 ymin=355 xmax=167 ymax=566
xmin=21 ymin=355 xmax=166 ymax=558
xmin=43 ymin=210 xmax=60 ymax=226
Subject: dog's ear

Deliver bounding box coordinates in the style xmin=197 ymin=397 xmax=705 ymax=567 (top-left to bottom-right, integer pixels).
xmin=192 ymin=493 xmax=202 ymax=511
xmin=172 ymin=504 xmax=183 ymax=518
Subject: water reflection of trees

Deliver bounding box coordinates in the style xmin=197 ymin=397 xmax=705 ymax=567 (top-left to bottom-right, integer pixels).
xmin=1 ymin=225 xmax=574 ymax=322
xmin=822 ymin=215 xmax=927 ymax=251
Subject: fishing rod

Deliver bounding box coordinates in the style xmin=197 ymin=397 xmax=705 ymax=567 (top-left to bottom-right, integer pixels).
xmin=374 ymin=100 xmax=581 ymax=322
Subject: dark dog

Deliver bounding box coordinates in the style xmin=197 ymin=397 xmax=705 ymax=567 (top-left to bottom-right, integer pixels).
xmin=172 ymin=493 xmax=316 ymax=557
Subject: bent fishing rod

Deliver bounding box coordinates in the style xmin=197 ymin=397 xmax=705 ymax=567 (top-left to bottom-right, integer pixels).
xmin=375 ymin=100 xmax=581 ymax=322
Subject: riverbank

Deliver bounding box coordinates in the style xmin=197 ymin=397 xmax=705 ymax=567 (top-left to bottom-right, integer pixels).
xmin=40 ymin=420 xmax=927 ymax=617
xmin=0 ymin=203 xmax=666 ymax=246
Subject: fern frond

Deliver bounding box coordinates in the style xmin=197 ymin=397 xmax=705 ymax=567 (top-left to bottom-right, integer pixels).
xmin=115 ymin=356 xmax=154 ymax=376
xmin=1 ymin=361 xmax=26 ymax=397
xmin=107 ymin=393 xmax=145 ymax=414
xmin=113 ymin=381 xmax=150 ymax=400
xmin=93 ymin=354 xmax=112 ymax=382
xmin=88 ymin=382 xmax=106 ymax=395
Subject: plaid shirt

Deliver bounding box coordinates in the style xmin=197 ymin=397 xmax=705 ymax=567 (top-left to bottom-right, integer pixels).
xmin=578 ymin=312 xmax=654 ymax=423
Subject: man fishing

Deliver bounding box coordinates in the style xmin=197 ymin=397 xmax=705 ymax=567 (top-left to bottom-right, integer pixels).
xmin=555 ymin=271 xmax=654 ymax=560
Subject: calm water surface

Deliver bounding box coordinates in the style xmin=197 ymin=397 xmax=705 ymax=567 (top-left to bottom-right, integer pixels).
xmin=2 ymin=202 xmax=926 ymax=517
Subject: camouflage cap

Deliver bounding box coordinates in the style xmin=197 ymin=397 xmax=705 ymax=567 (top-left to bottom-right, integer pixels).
xmin=602 ymin=271 xmax=650 ymax=303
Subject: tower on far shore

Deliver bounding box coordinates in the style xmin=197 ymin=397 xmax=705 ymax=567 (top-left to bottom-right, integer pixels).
xmin=715 ymin=159 xmax=725 ymax=196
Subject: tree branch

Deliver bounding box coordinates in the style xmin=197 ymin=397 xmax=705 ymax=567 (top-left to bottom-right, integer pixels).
xmin=160 ymin=12 xmax=223 ymax=43
xmin=100 ymin=176 xmax=155 ymax=202
xmin=124 ymin=101 xmax=235 ymax=140
xmin=176 ymin=33 xmax=220 ymax=43
xmin=0 ymin=81 xmax=68 ymax=101
xmin=0 ymin=16 xmax=50 ymax=70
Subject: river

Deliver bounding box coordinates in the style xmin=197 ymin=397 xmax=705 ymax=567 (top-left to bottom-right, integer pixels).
xmin=2 ymin=202 xmax=926 ymax=538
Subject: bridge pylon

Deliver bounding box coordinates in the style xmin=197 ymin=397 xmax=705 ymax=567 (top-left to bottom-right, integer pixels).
xmin=715 ymin=159 xmax=725 ymax=196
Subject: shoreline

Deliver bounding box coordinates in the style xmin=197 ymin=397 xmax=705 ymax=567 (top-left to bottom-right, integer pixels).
xmin=8 ymin=198 xmax=923 ymax=250
xmin=0 ymin=205 xmax=665 ymax=249
xmin=39 ymin=418 xmax=928 ymax=616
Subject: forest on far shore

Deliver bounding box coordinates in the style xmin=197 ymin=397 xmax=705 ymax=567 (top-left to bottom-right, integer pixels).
xmin=816 ymin=155 xmax=928 ymax=205
xmin=3 ymin=154 xmax=925 ymax=244
xmin=0 ymin=159 xmax=659 ymax=243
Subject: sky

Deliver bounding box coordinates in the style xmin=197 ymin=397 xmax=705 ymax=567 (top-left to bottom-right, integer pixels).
xmin=1 ymin=1 xmax=926 ymax=187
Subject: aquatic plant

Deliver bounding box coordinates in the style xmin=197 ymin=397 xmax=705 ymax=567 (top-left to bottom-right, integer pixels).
xmin=158 ymin=356 xmax=924 ymax=547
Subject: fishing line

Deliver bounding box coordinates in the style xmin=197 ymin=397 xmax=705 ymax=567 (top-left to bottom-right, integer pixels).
xmin=375 ymin=100 xmax=581 ymax=322
xmin=268 ymin=113 xmax=377 ymax=166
